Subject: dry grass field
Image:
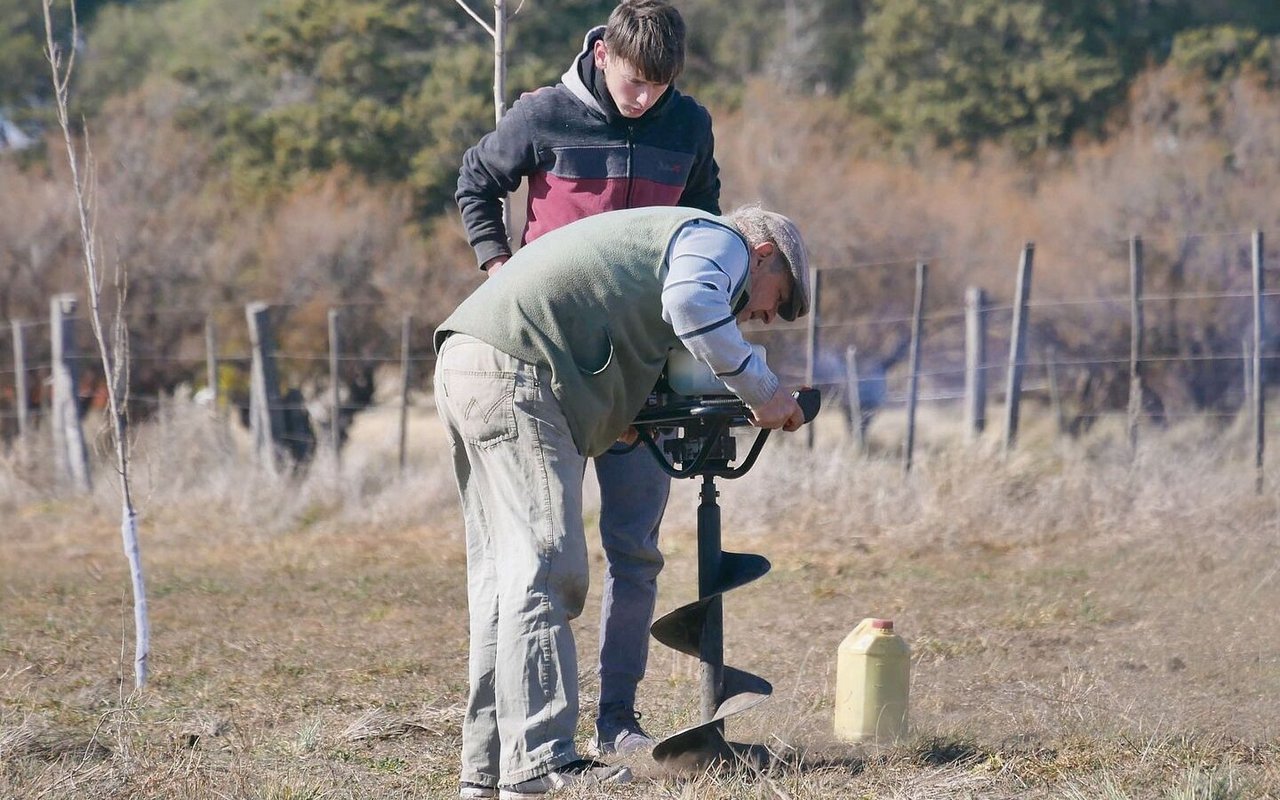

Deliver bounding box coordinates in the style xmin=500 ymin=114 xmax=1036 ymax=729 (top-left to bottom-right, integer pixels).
xmin=3 ymin=400 xmax=1280 ymax=799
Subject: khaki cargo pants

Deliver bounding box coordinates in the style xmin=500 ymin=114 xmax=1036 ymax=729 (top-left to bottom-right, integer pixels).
xmin=434 ymin=333 xmax=589 ymax=787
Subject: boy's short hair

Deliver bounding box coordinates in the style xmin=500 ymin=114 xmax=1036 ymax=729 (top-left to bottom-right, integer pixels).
xmin=604 ymin=0 xmax=686 ymax=84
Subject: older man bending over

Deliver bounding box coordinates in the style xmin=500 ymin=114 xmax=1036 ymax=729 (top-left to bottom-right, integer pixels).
xmin=433 ymin=204 xmax=810 ymax=800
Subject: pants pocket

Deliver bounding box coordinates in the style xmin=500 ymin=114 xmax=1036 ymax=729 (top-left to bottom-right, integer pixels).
xmin=442 ymin=368 xmax=518 ymax=448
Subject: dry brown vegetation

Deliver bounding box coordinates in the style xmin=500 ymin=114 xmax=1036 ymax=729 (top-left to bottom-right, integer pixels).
xmin=5 ymin=49 xmax=1280 ymax=800
xmin=6 ymin=64 xmax=1279 ymax=406
xmin=3 ymin=399 xmax=1280 ymax=799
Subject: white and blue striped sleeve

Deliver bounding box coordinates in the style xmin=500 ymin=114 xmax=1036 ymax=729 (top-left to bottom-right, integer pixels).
xmin=661 ymin=219 xmax=780 ymax=408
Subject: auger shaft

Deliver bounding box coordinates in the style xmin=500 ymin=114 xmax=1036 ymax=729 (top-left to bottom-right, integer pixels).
xmin=636 ymin=387 xmax=821 ymax=767
xmin=697 ymin=474 xmax=725 ymax=728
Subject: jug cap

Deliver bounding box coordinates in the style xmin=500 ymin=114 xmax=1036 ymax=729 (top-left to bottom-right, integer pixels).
xmin=871 ymin=619 xmax=894 ymax=631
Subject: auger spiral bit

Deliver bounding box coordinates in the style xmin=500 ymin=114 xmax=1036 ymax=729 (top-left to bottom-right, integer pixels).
xmin=631 ymin=386 xmax=821 ymax=767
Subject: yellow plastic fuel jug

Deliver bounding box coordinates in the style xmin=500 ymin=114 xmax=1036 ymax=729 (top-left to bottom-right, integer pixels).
xmin=834 ymin=618 xmax=910 ymax=743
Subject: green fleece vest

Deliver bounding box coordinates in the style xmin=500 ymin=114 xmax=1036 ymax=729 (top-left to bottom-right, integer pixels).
xmin=436 ymin=206 xmax=745 ymax=457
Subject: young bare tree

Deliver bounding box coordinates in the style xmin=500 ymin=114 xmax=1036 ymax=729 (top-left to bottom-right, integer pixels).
xmin=43 ymin=0 xmax=150 ymax=688
xmin=454 ymin=0 xmax=509 ymax=125
xmin=455 ymin=0 xmax=512 ymax=235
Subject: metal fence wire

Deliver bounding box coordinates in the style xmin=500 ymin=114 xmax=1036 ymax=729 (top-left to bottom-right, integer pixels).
xmin=1 ymin=229 xmax=1274 ymax=489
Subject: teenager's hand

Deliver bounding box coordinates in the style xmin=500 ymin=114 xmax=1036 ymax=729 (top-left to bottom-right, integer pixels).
xmin=483 ymin=255 xmax=510 ymax=276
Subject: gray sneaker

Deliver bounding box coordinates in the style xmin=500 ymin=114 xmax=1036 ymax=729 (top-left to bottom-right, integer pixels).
xmin=589 ymin=703 xmax=656 ymax=756
xmin=498 ymin=759 xmax=630 ymax=799
xmin=459 ymin=782 xmax=497 ymax=799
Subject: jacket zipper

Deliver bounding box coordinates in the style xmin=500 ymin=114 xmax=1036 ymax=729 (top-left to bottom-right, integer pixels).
xmin=625 ymin=125 xmax=635 ymax=207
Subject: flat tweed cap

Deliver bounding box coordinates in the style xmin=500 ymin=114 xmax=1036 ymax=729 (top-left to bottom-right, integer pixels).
xmin=759 ymin=211 xmax=810 ymax=321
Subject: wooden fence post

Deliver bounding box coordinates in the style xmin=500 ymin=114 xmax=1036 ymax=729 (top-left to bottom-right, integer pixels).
xmin=1252 ymin=230 xmax=1265 ymax=494
xmin=399 ymin=313 xmax=412 ymax=474
xmin=1244 ymin=336 xmax=1254 ymax=423
xmin=12 ymin=320 xmax=29 ymax=444
xmin=903 ymin=261 xmax=926 ymax=474
xmin=328 ymin=307 xmax=342 ymax=467
xmin=964 ymin=287 xmax=988 ymax=442
xmin=245 ymin=302 xmax=284 ymax=473
xmin=845 ymin=345 xmax=865 ymax=452
xmin=204 ymin=314 xmax=219 ymax=413
xmin=50 ymin=294 xmax=91 ymax=492
xmin=1003 ymin=244 xmax=1035 ymax=454
xmin=1046 ymin=346 xmax=1064 ymax=435
xmin=804 ymin=267 xmax=822 ymax=450
xmin=1127 ymin=235 xmax=1145 ymax=454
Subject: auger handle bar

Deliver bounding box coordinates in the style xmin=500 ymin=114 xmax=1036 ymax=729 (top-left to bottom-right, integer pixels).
xmin=630 ymin=388 xmax=821 ymax=479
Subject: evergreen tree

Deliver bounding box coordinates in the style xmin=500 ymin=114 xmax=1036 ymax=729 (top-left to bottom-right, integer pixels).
xmin=853 ymin=0 xmax=1126 ymax=152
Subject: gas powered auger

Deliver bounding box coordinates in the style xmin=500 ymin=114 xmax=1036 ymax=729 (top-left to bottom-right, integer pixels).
xmin=629 ymin=348 xmax=820 ymax=768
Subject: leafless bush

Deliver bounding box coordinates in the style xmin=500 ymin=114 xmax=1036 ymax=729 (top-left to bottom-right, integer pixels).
xmin=711 ymin=407 xmax=1264 ymax=558
xmin=118 ymin=397 xmax=457 ymax=538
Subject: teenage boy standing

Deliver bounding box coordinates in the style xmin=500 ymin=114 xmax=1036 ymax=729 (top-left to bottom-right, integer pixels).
xmin=454 ymin=0 xmax=720 ymax=779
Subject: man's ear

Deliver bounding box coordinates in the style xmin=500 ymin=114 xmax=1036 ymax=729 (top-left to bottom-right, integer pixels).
xmin=593 ymin=39 xmax=609 ymax=70
xmin=751 ymin=241 xmax=776 ymax=266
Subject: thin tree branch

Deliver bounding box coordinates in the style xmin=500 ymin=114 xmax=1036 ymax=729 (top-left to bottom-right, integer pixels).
xmin=454 ymin=0 xmax=495 ymax=38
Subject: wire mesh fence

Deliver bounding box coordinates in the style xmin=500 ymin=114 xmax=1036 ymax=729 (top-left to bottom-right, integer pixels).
xmin=1 ymin=227 xmax=1275 ymax=489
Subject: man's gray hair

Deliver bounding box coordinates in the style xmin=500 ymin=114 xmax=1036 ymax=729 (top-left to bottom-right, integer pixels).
xmin=725 ymin=204 xmax=811 ymax=321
